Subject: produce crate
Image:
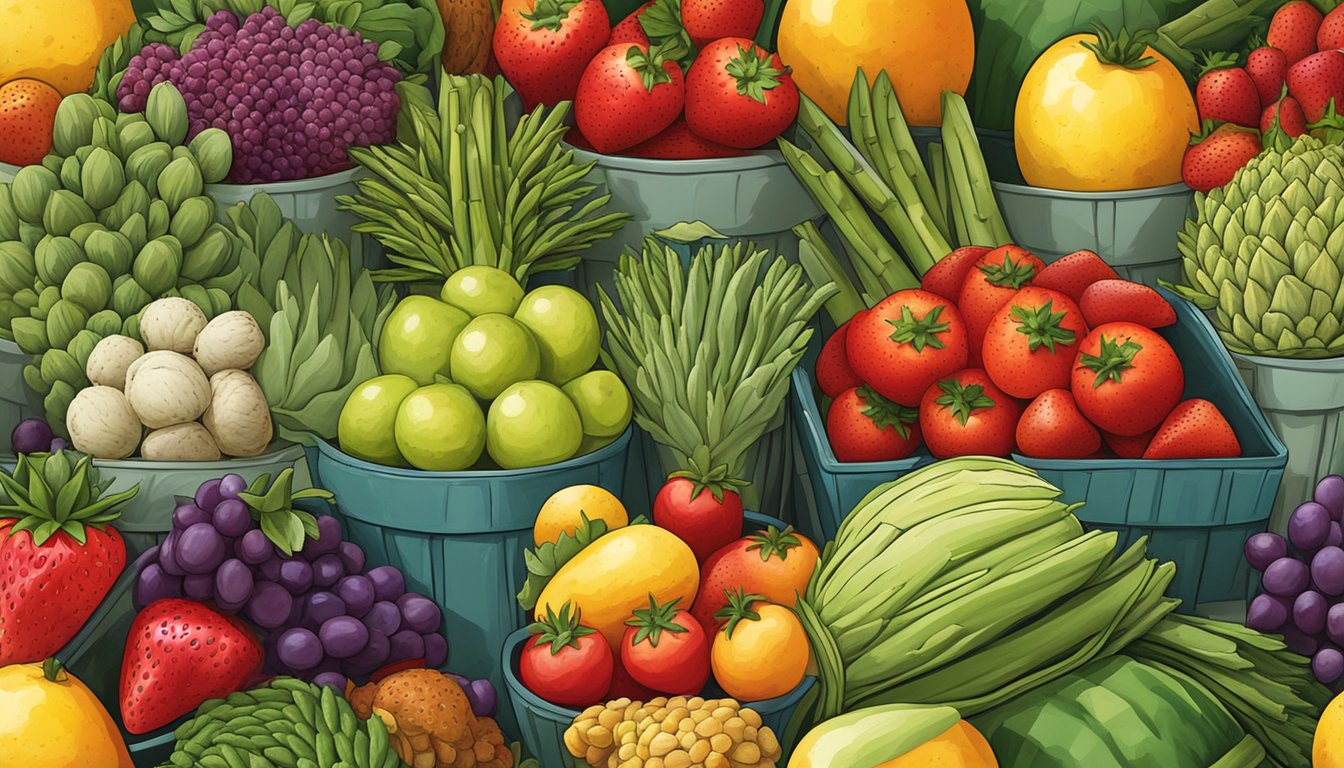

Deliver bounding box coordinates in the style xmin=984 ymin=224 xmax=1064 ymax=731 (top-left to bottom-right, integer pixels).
xmin=0 ymin=337 xmax=44 ymax=456
xmin=503 ymin=512 xmax=814 ymax=768
xmin=312 ymin=427 xmax=633 ymax=737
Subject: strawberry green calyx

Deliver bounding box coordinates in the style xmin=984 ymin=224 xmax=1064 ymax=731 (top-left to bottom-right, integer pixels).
xmin=856 ymin=386 xmax=917 ymax=438
xmin=713 ymin=588 xmax=765 ymax=639
xmin=520 ymin=0 xmax=580 ymax=32
xmin=1198 ymin=51 xmax=1241 ymax=76
xmin=627 ymin=44 xmax=674 ymax=91
xmin=726 ymin=44 xmax=788 ymax=104
xmin=0 ymin=450 xmax=139 ymax=546
xmin=1011 ymin=300 xmax=1077 ymax=352
xmin=1082 ymin=24 xmax=1159 ymax=70
xmin=934 ymin=380 xmax=997 ymax=426
xmin=1080 ymin=335 xmax=1144 ymax=387
xmin=1308 ymin=99 xmax=1344 ymax=144
xmin=978 ymin=255 xmax=1037 ymax=290
xmin=886 ymin=304 xmax=951 ymax=351
xmin=527 ymin=600 xmax=596 ymax=655
xmin=639 ymin=0 xmax=696 ymax=68
xmin=234 ymin=468 xmax=334 ymax=556
xmin=625 ymin=594 xmax=690 ymax=647
xmin=745 ymin=525 xmax=804 ymax=562
xmin=669 ymin=444 xmax=747 ymax=503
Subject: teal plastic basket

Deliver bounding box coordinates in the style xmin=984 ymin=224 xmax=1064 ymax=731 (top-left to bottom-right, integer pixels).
xmin=313 ymin=426 xmax=633 ymax=736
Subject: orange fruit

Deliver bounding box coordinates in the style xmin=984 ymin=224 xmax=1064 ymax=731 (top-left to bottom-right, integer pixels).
xmin=0 ymin=0 xmax=135 ymax=96
xmin=533 ymin=484 xmax=627 ymax=546
xmin=876 ymin=721 xmax=998 ymax=767
xmin=0 ymin=79 xmax=62 ymax=166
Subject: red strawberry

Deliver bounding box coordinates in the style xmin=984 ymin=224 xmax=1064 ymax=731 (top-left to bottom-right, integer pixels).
xmin=1080 ymin=279 xmax=1177 ymax=329
xmin=1196 ymin=56 xmax=1261 ymax=128
xmin=493 ymin=0 xmax=612 ymax=109
xmin=826 ymin=386 xmax=922 ymax=462
xmin=564 ymin=125 xmax=596 ymax=151
xmin=1262 ymin=96 xmax=1308 ymax=136
xmin=920 ymin=246 xmax=992 ymax=301
xmin=1016 ymin=389 xmax=1101 ymax=459
xmin=575 ymin=43 xmax=684 ymax=154
xmin=609 ymin=1 xmax=653 ymax=46
xmin=815 ymin=319 xmax=863 ymax=398
xmin=684 ymin=38 xmax=798 ymax=149
xmin=1143 ymin=399 xmax=1242 ymax=459
xmin=1181 ymin=122 xmax=1263 ymax=192
xmin=623 ymin=119 xmax=750 ymax=159
xmin=1246 ymin=46 xmax=1289 ymax=107
xmin=1105 ymin=429 xmax=1155 ymax=459
xmin=1269 ymin=1 xmax=1325 ymax=65
xmin=1321 ymin=5 xmax=1344 ymax=50
xmin=681 ymin=0 xmax=764 ymax=49
xmin=957 ymin=245 xmax=1046 ymax=367
xmin=1286 ymin=50 xmax=1344 ymax=122
xmin=1032 ymin=250 xmax=1119 ymax=304
xmin=120 ymin=599 xmax=263 ymax=734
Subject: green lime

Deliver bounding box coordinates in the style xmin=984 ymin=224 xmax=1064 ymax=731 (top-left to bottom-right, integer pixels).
xmin=486 ymin=380 xmax=583 ymax=469
xmin=440 ymin=265 xmax=525 ymax=317
xmin=576 ymin=433 xmax=619 ymax=457
xmin=393 ymin=383 xmax=486 ymax=471
xmin=337 ymin=374 xmax=419 ymax=466
xmin=512 ymin=285 xmax=599 ymax=384
xmin=561 ymin=370 xmax=632 ymax=438
xmin=378 ymin=296 xmax=471 ymax=386
xmin=450 ymin=313 xmax=541 ymax=400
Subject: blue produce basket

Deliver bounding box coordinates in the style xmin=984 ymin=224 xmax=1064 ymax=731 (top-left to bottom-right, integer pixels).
xmin=313 ymin=426 xmax=633 ymax=736
xmin=503 ymin=512 xmax=813 ymax=768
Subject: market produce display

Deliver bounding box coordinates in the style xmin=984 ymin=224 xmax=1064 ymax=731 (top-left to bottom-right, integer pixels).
xmin=0 ymin=658 xmax=133 ymax=767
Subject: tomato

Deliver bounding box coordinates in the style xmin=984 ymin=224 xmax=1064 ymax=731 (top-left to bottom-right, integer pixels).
xmin=919 ymin=368 xmax=1022 ymax=458
xmin=921 ymin=246 xmax=992 ymax=301
xmin=825 ymin=386 xmax=922 ymax=463
xmin=981 ymin=287 xmax=1088 ymax=399
xmin=654 ymin=476 xmax=743 ymax=563
xmin=519 ymin=601 xmax=614 ymax=708
xmin=815 ymin=319 xmax=864 ymax=398
xmin=691 ymin=526 xmax=821 ymax=634
xmin=1071 ymin=322 xmax=1184 ymax=436
xmin=846 ymin=289 xmax=969 ymax=406
xmin=958 ymin=245 xmax=1046 ymax=366
xmin=621 ymin=595 xmax=711 ymax=695
xmin=710 ymin=592 xmax=809 ymax=701
xmin=607 ymin=652 xmax=662 ymax=700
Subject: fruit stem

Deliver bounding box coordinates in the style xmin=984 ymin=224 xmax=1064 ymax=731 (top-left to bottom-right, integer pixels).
xmin=885 ymin=304 xmax=952 ymax=352
xmin=745 ymin=526 xmax=804 ymax=562
xmin=668 ymin=445 xmax=747 ymax=503
xmin=625 ymin=594 xmax=690 ymax=647
xmin=1079 ymin=335 xmax=1144 ymax=388
xmin=933 ymin=379 xmax=997 ymax=426
xmin=1081 ymin=24 xmax=1159 ymax=70
xmin=627 ymin=44 xmax=674 ymax=92
xmin=855 ymin=386 xmax=917 ymax=438
xmin=977 ymin=255 xmax=1037 ymax=290
xmin=725 ymin=43 xmax=786 ymax=104
xmin=1010 ymin=300 xmax=1077 ymax=352
xmin=520 ymin=0 xmax=579 ymax=32
xmin=527 ymin=600 xmax=596 ymax=654
xmin=713 ymin=589 xmax=765 ymax=639
xmin=42 ymin=657 xmax=67 ymax=683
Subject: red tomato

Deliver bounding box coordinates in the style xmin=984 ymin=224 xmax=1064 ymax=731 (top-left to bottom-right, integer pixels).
xmin=826 ymin=386 xmax=922 ymax=462
xmin=958 ymin=245 xmax=1047 ymax=366
xmin=981 ymin=287 xmax=1088 ymax=399
xmin=519 ymin=601 xmax=614 ymax=708
xmin=815 ymin=319 xmax=864 ymax=398
xmin=621 ymin=596 xmax=711 ymax=695
xmin=846 ymin=289 xmax=969 ymax=406
xmin=1071 ymin=322 xmax=1184 ymax=436
xmin=654 ymin=477 xmax=743 ymax=563
xmin=921 ymin=246 xmax=992 ymax=300
xmin=919 ymin=368 xmax=1022 ymax=457
xmin=607 ymin=652 xmax=663 ymax=700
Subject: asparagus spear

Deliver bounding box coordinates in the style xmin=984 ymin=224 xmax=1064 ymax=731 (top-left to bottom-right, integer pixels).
xmin=940 ymin=91 xmax=1013 ymax=247
xmin=794 ymin=221 xmax=868 ymax=325
xmin=926 ymin=141 xmax=956 ymax=245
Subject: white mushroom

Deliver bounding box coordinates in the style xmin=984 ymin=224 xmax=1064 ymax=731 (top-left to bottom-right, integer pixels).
xmin=140 ymin=422 xmax=222 ymax=461
xmin=66 ymin=386 xmax=142 ymax=459
xmin=202 ymin=369 xmax=273 ymax=457
xmin=193 ymin=311 xmax=265 ymax=376
xmin=124 ymin=351 xmax=212 ymax=428
xmin=85 ymin=335 xmax=145 ymax=390
xmin=139 ymin=297 xmax=208 ymax=354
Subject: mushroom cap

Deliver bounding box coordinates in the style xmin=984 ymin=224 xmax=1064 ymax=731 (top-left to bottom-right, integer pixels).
xmin=140 ymin=297 xmax=208 ymax=354
xmin=193 ymin=310 xmax=265 ymax=376
xmin=124 ymin=350 xmax=212 ymax=428
xmin=86 ymin=335 xmax=145 ymax=390
xmin=202 ymin=369 xmax=273 ymax=457
xmin=66 ymin=385 xmax=142 ymax=459
xmin=141 ymin=422 xmax=222 ymax=462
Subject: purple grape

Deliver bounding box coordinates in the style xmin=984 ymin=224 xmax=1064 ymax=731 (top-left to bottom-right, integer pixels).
xmin=312 ymin=672 xmax=348 ymax=692
xmin=304 ymin=591 xmax=347 ymax=627
xmin=219 ymin=473 xmax=247 ymax=499
xmin=262 ymin=631 xmax=283 ymax=676
xmin=1246 ymin=593 xmax=1290 ymax=632
xmin=183 ymin=573 xmax=215 ymax=601
xmin=319 ymin=616 xmax=369 ymax=659
xmin=1283 ymin=626 xmax=1320 ymax=657
xmin=347 ymin=629 xmax=390 ymax=669
xmin=1330 ymin=523 xmax=1344 ymax=549
xmin=247 ymin=581 xmax=294 ymax=629
xmin=365 ymin=601 xmax=401 ymax=636
xmin=337 ymin=542 xmax=365 ymax=574
xmin=215 ymin=558 xmax=254 ymax=607
xmin=172 ymin=502 xmax=211 ymax=531
xmin=134 ymin=563 xmax=183 ymax=609
xmin=1318 ymin=476 xmax=1344 ymax=520
xmin=302 ymin=516 xmax=342 ymax=560
xmin=48 ymin=437 xmax=68 ymax=452
xmin=277 ymin=627 xmax=324 ymax=670
xmin=1315 ymin=547 xmax=1344 ymax=596
xmin=388 ymin=630 xmax=424 ymax=661
xmin=259 ymin=555 xmax=283 ymax=583
xmin=1264 ymin=556 xmax=1311 ymax=596
xmin=177 ymin=522 xmax=227 ymax=574
xmin=280 ymin=558 xmax=314 ymax=595
xmin=423 ymin=633 xmax=447 ymax=668
xmin=312 ymin=554 xmax=344 ymax=588
xmin=1295 ymin=590 xmax=1328 ymax=635
xmin=1245 ymin=533 xmax=1288 ymax=572
xmin=398 ymin=594 xmax=440 ymax=634
xmin=159 ymin=530 xmax=187 ymax=576
xmin=449 ymin=673 xmax=470 ymax=689
xmin=367 ymin=566 xmax=405 ymax=602
xmin=1291 ymin=502 xmax=1333 ymax=551
xmin=337 ymin=575 xmax=374 ymax=617
xmin=11 ymin=418 xmax=54 ymax=454
xmin=1317 ymin=647 xmax=1344 ymax=684
xmin=213 ymin=499 xmax=253 ymax=537
xmin=468 ymin=679 xmax=497 ymax=717
xmin=195 ymin=478 xmax=224 ymax=513
xmin=236 ymin=529 xmax=273 ymax=565
xmin=1329 ymin=603 xmax=1344 ymax=646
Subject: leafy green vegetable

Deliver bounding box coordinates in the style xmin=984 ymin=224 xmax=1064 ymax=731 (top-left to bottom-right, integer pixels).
xmin=516 ymin=517 xmax=610 ymax=611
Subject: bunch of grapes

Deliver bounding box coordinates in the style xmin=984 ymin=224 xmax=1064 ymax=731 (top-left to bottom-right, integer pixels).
xmin=134 ymin=473 xmax=448 ymax=694
xmin=10 ymin=418 xmax=68 ymax=454
xmin=1245 ymin=474 xmax=1344 ymax=686
xmin=116 ymin=7 xmax=401 ymax=183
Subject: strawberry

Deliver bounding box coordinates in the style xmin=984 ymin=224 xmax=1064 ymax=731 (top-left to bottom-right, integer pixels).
xmin=1079 ymin=279 xmax=1177 ymax=329
xmin=1016 ymin=389 xmax=1101 ymax=459
xmin=1195 ymin=54 xmax=1261 ymax=128
xmin=1286 ymin=50 xmax=1344 ymax=122
xmin=826 ymin=386 xmax=922 ymax=463
xmin=1143 ymin=399 xmax=1242 ymax=459
xmin=815 ymin=319 xmax=863 ymax=398
xmin=493 ymin=0 xmax=611 ymax=109
xmin=1269 ymin=1 xmax=1325 ymax=65
xmin=681 ymin=0 xmax=764 ymax=50
xmin=1104 ymin=429 xmax=1154 ymax=459
xmin=957 ymin=245 xmax=1045 ymax=367
xmin=1262 ymin=96 xmax=1308 ymax=136
xmin=564 ymin=125 xmax=596 ymax=151
xmin=120 ymin=598 xmax=264 ymax=734
xmin=1321 ymin=4 xmax=1344 ymax=50
xmin=1181 ymin=121 xmax=1263 ymax=192
xmin=1246 ymin=46 xmax=1289 ymax=108
xmin=609 ymin=1 xmax=653 ymax=46
xmin=1032 ymin=250 xmax=1119 ymax=304
xmin=920 ymin=246 xmax=992 ymax=301
xmin=623 ymin=119 xmax=750 ymax=159
xmin=575 ymin=42 xmax=685 ymax=154
xmin=684 ymin=38 xmax=798 ymax=149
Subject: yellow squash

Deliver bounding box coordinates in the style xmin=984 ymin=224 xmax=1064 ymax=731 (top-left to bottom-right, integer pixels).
xmin=1014 ymin=28 xmax=1198 ymax=191
xmin=535 ymin=525 xmax=699 ymax=648
xmin=0 ymin=0 xmax=135 ymax=95
xmin=789 ymin=703 xmax=997 ymax=768
xmin=0 ymin=658 xmax=133 ymax=768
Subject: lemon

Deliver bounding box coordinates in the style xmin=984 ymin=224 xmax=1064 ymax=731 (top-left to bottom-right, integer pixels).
xmin=534 ymin=483 xmax=628 ymax=546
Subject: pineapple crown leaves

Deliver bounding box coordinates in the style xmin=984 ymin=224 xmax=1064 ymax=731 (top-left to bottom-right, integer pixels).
xmin=627 ymin=44 xmax=675 ymax=92
xmin=1198 ymin=50 xmax=1242 ymax=77
xmin=1082 ymin=24 xmax=1159 ymax=70
xmin=232 ymin=468 xmax=334 ymax=556
xmin=1079 ymin=334 xmax=1144 ymax=388
xmin=0 ymin=451 xmax=139 ymax=546
xmin=713 ymin=588 xmax=766 ymax=639
xmin=855 ymin=386 xmax=918 ymax=439
xmin=745 ymin=525 xmax=804 ymax=562
xmin=526 ymin=600 xmax=596 ymax=655
xmin=624 ymin=594 xmax=690 ymax=648
xmin=639 ymin=0 xmax=696 ymax=69
xmin=725 ymin=44 xmax=789 ymax=105
xmin=520 ymin=0 xmax=581 ymax=32
xmin=517 ymin=515 xmax=611 ymax=611
xmin=934 ymin=379 xmax=997 ymax=426
xmin=886 ymin=303 xmax=951 ymax=352
xmin=978 ymin=255 xmax=1037 ymax=290
xmin=1010 ymin=300 xmax=1077 ymax=353
xmin=669 ymin=444 xmax=749 ymax=503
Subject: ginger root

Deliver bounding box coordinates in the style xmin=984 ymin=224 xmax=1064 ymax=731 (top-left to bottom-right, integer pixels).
xmin=348 ymin=668 xmax=513 ymax=768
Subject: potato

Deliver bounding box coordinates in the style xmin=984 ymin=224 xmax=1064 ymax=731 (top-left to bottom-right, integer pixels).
xmin=85 ymin=334 xmax=144 ymax=390
xmin=140 ymin=423 xmax=222 ymax=461
xmin=203 ymin=369 xmax=272 ymax=457
xmin=124 ymin=351 xmax=212 ymax=428
xmin=139 ymin=297 xmax=207 ymax=354
xmin=66 ymin=386 xmax=142 ymax=459
xmin=193 ymin=311 xmax=264 ymax=376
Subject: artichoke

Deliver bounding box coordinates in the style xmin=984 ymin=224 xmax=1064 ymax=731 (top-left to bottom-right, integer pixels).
xmin=1175 ymin=136 xmax=1344 ymax=359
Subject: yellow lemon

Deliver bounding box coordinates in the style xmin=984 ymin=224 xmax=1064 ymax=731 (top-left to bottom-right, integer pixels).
xmin=1316 ymin=691 xmax=1344 ymax=766
xmin=0 ymin=658 xmax=133 ymax=768
xmin=0 ymin=0 xmax=136 ymax=96
xmin=534 ymin=484 xmax=628 ymax=547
